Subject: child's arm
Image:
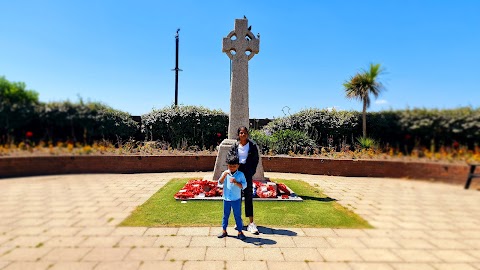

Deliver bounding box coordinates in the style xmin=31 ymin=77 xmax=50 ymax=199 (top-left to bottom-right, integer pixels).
xmin=230 ymin=178 xmax=243 ymax=188
xmin=236 ymin=173 xmax=247 ymax=190
xmin=218 ymin=170 xmax=229 ymax=184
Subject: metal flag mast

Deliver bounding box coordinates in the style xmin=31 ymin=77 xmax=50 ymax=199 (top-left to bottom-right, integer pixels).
xmin=172 ymin=28 xmax=182 ymax=106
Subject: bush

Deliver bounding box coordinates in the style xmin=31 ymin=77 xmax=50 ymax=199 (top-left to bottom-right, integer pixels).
xmin=356 ymin=137 xmax=377 ymax=149
xmin=251 ymin=129 xmax=317 ymax=155
xmin=249 ymin=129 xmax=273 ymax=154
xmin=271 ymin=130 xmax=317 ymax=155
xmin=97 ymin=108 xmax=140 ymax=142
xmin=399 ymin=107 xmax=480 ymax=149
xmin=0 ymin=76 xmax=39 ymax=143
xmin=2 ymin=74 xmax=478 ymax=153
xmin=33 ymin=101 xmax=139 ymax=144
xmin=264 ymin=108 xmax=359 ymax=149
xmin=364 ymin=111 xmax=402 ymax=146
xmin=141 ymin=105 xmax=228 ymax=150
xmin=263 ymin=107 xmax=480 ymax=152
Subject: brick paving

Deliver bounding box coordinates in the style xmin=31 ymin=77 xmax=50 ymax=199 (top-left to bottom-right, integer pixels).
xmin=0 ymin=172 xmax=478 ymax=270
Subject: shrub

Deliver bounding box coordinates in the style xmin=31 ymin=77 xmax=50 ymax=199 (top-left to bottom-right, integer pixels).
xmin=34 ymin=101 xmax=139 ymax=143
xmin=398 ymin=107 xmax=480 ymax=149
xmin=263 ymin=107 xmax=480 ymax=152
xmin=356 ymin=137 xmax=377 ymax=149
xmin=97 ymin=108 xmax=140 ymax=142
xmin=271 ymin=130 xmax=317 ymax=155
xmin=249 ymin=129 xmax=274 ymax=154
xmin=364 ymin=111 xmax=402 ymax=146
xmin=264 ymin=108 xmax=359 ymax=149
xmin=250 ymin=129 xmax=317 ymax=155
xmin=0 ymin=76 xmax=39 ymax=143
xmin=141 ymin=105 xmax=228 ymax=150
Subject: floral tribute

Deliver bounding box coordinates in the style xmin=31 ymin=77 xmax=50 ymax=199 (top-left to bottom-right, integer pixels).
xmin=174 ymin=179 xmax=299 ymax=201
xmin=174 ymin=179 xmax=222 ymax=200
xmin=253 ymin=181 xmax=292 ymax=199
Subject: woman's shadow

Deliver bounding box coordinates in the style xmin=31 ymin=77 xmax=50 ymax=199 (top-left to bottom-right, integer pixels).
xmin=238 ymin=196 xmax=338 ymax=245
xmin=236 ymin=225 xmax=300 ymax=246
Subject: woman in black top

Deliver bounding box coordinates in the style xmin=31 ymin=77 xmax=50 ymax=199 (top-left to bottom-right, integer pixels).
xmin=230 ymin=126 xmax=260 ymax=234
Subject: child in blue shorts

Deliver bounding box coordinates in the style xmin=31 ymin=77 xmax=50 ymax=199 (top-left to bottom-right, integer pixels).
xmin=217 ymin=152 xmax=247 ymax=240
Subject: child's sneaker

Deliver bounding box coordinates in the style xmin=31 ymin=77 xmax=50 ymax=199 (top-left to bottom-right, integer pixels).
xmin=217 ymin=231 xmax=227 ymax=238
xmin=237 ymin=233 xmax=246 ymax=240
xmin=247 ymin=222 xmax=259 ymax=235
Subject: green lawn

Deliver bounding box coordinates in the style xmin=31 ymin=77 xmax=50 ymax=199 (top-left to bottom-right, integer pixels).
xmin=120 ymin=178 xmax=372 ymax=228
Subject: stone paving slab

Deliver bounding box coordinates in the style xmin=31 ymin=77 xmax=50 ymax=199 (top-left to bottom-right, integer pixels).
xmin=0 ymin=172 xmax=479 ymax=270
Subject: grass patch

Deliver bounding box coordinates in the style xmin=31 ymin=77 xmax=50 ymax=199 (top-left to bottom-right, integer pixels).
xmin=120 ymin=178 xmax=371 ymax=228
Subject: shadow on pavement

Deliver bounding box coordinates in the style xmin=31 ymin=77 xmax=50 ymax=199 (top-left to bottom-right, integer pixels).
xmin=257 ymin=226 xmax=298 ymax=236
xmin=300 ymin=196 xmax=337 ymax=202
xmin=224 ymin=234 xmax=277 ymax=246
xmin=244 ymin=236 xmax=277 ymax=246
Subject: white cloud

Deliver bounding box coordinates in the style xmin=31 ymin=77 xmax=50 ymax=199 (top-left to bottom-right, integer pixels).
xmin=326 ymin=106 xmax=340 ymax=111
xmin=375 ymin=99 xmax=388 ymax=105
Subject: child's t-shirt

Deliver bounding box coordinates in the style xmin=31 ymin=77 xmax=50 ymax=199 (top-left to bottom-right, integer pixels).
xmin=238 ymin=143 xmax=249 ymax=164
xmin=219 ymin=170 xmax=247 ymax=201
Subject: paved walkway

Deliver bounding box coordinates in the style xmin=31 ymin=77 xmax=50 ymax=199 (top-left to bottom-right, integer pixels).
xmin=0 ymin=172 xmax=478 ymax=270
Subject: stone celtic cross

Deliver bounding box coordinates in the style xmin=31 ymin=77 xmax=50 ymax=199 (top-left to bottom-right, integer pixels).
xmin=210 ymin=18 xmax=265 ymax=181
xmin=222 ymin=18 xmax=259 ymax=139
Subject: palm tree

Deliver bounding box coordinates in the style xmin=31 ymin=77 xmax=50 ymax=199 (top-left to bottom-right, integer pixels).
xmin=343 ymin=63 xmax=385 ymax=138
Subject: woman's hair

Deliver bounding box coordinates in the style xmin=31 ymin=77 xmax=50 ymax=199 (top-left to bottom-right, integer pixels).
xmin=237 ymin=126 xmax=249 ymax=135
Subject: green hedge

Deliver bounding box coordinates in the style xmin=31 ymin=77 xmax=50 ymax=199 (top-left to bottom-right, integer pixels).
xmin=141 ymin=105 xmax=228 ymax=150
xmin=263 ymin=109 xmax=359 ymax=149
xmin=0 ymin=76 xmax=39 ymax=143
xmin=31 ymin=101 xmax=139 ymax=143
xmin=262 ymin=107 xmax=480 ymax=151
xmin=3 ymin=76 xmax=478 ymax=151
xmin=398 ymin=107 xmax=480 ymax=149
xmin=250 ymin=129 xmax=316 ymax=155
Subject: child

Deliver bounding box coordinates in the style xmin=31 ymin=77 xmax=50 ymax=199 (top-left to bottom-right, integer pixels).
xmin=217 ymin=152 xmax=247 ymax=240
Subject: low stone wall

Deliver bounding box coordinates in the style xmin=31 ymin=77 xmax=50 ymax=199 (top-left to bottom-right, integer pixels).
xmin=262 ymin=157 xmax=469 ymax=186
xmin=0 ymin=155 xmax=217 ymax=178
xmin=0 ymin=155 xmax=470 ymax=186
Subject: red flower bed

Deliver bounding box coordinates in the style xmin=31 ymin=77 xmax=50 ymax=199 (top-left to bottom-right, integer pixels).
xmin=253 ymin=180 xmax=292 ymax=198
xmin=174 ymin=179 xmax=222 ymax=200
xmin=174 ymin=179 xmax=296 ymax=200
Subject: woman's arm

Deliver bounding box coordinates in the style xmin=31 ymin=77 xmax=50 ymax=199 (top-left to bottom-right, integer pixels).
xmin=248 ymin=141 xmax=260 ymax=175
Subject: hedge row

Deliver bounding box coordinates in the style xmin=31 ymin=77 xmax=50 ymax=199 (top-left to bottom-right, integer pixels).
xmin=141 ymin=106 xmax=228 ymax=150
xmin=1 ymin=76 xmax=229 ymax=148
xmin=0 ymin=76 xmax=39 ymax=142
xmin=4 ymin=103 xmax=479 ymax=152
xmin=261 ymin=107 xmax=480 ymax=151
xmin=3 ymin=101 xmax=228 ymax=149
xmin=4 ymin=101 xmax=139 ymax=144
xmin=2 ymin=76 xmax=478 ymax=151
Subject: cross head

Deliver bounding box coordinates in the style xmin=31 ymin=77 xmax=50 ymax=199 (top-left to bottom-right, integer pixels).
xmin=222 ymin=19 xmax=259 ymax=61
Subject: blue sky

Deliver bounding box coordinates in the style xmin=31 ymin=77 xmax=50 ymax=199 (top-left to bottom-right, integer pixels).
xmin=1 ymin=0 xmax=479 ymax=119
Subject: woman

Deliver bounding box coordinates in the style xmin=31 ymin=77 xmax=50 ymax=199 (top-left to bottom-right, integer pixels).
xmin=229 ymin=126 xmax=260 ymax=234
